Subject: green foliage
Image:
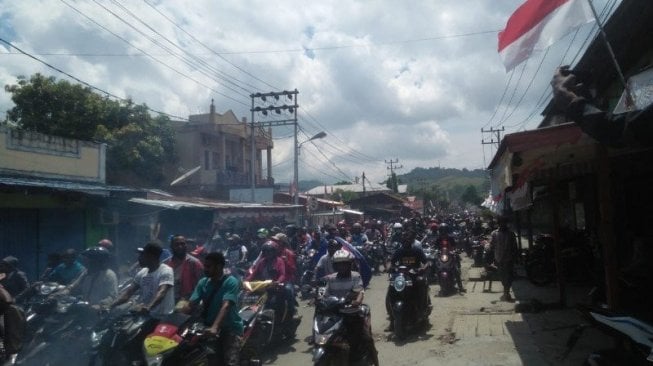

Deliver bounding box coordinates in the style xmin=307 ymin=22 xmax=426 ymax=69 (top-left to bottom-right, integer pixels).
xmin=334 ymin=180 xmax=352 ymax=185
xmin=4 ymin=74 xmax=176 ymax=187
xmin=333 ymin=189 xmax=358 ymax=202
xmin=461 ymin=185 xmax=483 ymax=205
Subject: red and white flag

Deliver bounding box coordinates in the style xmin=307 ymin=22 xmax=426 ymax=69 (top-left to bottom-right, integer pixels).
xmin=498 ymin=0 xmax=595 ymax=71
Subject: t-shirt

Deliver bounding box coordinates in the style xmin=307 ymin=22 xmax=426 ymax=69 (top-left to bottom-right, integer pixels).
xmin=49 ymin=261 xmax=86 ymax=285
xmin=134 ymin=263 xmax=175 ymax=316
xmin=391 ymin=247 xmax=427 ymax=269
xmin=190 ymin=275 xmax=244 ymax=335
xmin=74 ymin=269 xmax=118 ymax=306
xmin=225 ymin=245 xmax=247 ymax=264
xmin=315 ymin=254 xmax=335 ymax=278
xmin=323 ymin=271 xmax=364 ymax=298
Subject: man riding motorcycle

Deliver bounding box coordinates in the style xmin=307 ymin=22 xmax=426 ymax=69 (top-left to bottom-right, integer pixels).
xmin=165 ymin=235 xmax=204 ymax=303
xmin=246 ymin=241 xmax=295 ymax=317
xmin=349 ymin=223 xmax=369 ymax=247
xmin=322 ymin=250 xmax=379 ymax=366
xmin=385 ymin=229 xmax=430 ymax=332
xmin=435 ymin=224 xmax=465 ymax=293
xmin=314 ymin=239 xmax=342 ymax=280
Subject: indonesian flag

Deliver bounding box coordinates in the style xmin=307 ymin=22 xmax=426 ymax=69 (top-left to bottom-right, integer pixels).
xmin=498 ymin=0 xmax=595 ymax=71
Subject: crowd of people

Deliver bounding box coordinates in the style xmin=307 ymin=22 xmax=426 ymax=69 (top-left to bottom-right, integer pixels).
xmin=0 ymin=211 xmax=519 ymax=365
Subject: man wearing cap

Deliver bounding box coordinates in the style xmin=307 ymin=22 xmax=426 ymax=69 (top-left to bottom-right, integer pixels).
xmin=164 ymin=235 xmax=204 ymax=303
xmin=110 ymin=241 xmax=175 ymax=316
xmin=0 ymin=256 xmax=29 ymax=299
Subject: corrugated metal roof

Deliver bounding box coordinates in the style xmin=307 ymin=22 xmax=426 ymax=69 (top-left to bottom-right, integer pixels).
xmin=129 ymin=197 xmax=301 ymax=210
xmin=0 ymin=176 xmax=142 ymax=196
xmin=304 ymin=183 xmax=390 ymax=195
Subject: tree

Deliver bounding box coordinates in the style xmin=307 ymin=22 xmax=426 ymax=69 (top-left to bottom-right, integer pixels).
xmin=334 ymin=180 xmax=352 ymax=185
xmin=461 ymin=185 xmax=482 ymax=205
xmin=4 ymin=74 xmax=176 ymax=187
xmin=386 ymin=172 xmax=400 ymax=193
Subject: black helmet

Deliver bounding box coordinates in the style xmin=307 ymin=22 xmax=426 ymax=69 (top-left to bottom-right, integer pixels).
xmin=82 ymin=246 xmax=111 ymax=263
xmin=261 ymin=241 xmax=278 ymax=255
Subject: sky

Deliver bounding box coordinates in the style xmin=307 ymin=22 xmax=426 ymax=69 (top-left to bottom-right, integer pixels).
xmin=0 ymin=0 xmax=619 ymax=186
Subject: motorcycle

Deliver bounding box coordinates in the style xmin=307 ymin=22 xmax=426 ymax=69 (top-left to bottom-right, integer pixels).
xmin=470 ymin=236 xmax=488 ymax=267
xmin=298 ymin=249 xmax=318 ymax=299
xmin=312 ymin=296 xmax=375 ymax=366
xmin=525 ymin=233 xmax=595 ymax=286
xmin=141 ymin=313 xmax=260 ymax=366
xmin=368 ymin=240 xmax=387 ymax=273
xmin=563 ymin=305 xmax=653 ymax=365
xmin=88 ymin=308 xmax=159 ymax=366
xmin=15 ymin=282 xmax=97 ymax=366
xmin=385 ymin=266 xmax=431 ymax=340
xmin=435 ymin=247 xmax=459 ymax=296
xmin=422 ymin=246 xmax=438 ymax=284
xmin=238 ymin=280 xmax=301 ymax=362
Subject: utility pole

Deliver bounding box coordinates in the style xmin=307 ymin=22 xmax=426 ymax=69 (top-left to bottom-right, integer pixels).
xmin=362 ymin=172 xmax=366 ymax=196
xmin=481 ymin=126 xmax=505 ymax=148
xmin=385 ymin=158 xmax=403 ymax=193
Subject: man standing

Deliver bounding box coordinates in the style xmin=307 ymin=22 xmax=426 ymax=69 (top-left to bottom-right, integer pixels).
xmin=491 ymin=216 xmax=519 ymax=302
xmin=164 ymin=235 xmax=204 ymax=303
xmin=110 ymin=241 xmax=175 ymax=316
xmin=183 ymin=252 xmax=243 ymax=366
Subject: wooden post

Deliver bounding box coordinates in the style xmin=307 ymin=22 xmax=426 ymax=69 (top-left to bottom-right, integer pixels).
xmin=550 ymin=169 xmax=567 ymax=307
xmin=597 ymin=145 xmax=619 ymax=309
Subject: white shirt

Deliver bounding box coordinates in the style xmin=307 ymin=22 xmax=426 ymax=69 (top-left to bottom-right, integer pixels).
xmin=134 ymin=263 xmax=175 ymax=316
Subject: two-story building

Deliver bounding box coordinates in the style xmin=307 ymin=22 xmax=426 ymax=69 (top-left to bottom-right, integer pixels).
xmin=169 ymin=101 xmax=274 ymax=200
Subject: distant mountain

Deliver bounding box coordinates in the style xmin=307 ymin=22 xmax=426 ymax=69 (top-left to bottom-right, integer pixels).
xmin=397 ymin=167 xmax=489 ymax=202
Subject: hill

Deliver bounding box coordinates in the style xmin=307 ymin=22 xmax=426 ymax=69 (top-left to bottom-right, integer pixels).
xmin=397 ymin=167 xmax=489 ymax=205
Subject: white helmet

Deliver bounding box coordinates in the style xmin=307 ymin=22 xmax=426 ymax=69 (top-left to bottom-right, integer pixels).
xmin=392 ymin=222 xmax=403 ymax=229
xmin=332 ymin=249 xmax=354 ymax=263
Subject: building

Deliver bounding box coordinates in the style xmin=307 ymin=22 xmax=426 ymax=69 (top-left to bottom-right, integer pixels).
xmin=486 ymin=0 xmax=653 ymax=316
xmin=0 ymin=126 xmax=144 ymax=278
xmin=169 ymin=101 xmax=274 ymax=200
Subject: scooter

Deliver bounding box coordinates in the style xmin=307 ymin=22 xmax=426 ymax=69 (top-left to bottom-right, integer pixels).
xmin=563 ymin=304 xmax=653 ymax=365
xmin=312 ymin=296 xmax=375 ymax=366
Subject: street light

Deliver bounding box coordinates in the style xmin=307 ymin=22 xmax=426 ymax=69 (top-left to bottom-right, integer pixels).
xmin=294 ymin=131 xmax=327 ymax=222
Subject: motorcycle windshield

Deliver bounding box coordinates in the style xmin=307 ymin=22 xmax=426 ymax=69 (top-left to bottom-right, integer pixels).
xmin=314 ymin=314 xmax=342 ymax=334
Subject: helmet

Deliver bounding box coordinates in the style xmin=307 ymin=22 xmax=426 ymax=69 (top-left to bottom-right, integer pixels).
xmin=327 ymin=239 xmax=342 ymax=250
xmin=257 ymin=228 xmax=269 ymax=238
xmin=332 ymin=250 xmax=354 ymax=263
xmin=352 ymin=223 xmax=362 ymax=230
xmin=261 ymin=241 xmax=278 ymax=255
xmin=392 ymin=222 xmax=403 ymax=230
xmin=438 ymin=223 xmax=449 ymax=234
xmin=82 ymin=246 xmax=110 ymax=263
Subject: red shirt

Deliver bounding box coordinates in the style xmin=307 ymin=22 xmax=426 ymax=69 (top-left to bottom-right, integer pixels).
xmin=246 ymin=257 xmax=287 ymax=283
xmin=164 ymin=254 xmax=204 ymax=301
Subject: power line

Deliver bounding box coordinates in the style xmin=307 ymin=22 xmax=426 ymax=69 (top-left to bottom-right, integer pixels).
xmin=0 ymin=37 xmax=187 ymax=121
xmin=87 ymin=0 xmax=252 ymax=102
xmin=202 ymin=29 xmax=502 ymax=55
xmin=111 ymin=0 xmax=259 ymax=94
xmin=142 ymin=0 xmax=279 ymax=91
xmin=59 ymin=0 xmax=249 ymax=107
xmin=482 ymin=68 xmax=515 ymax=129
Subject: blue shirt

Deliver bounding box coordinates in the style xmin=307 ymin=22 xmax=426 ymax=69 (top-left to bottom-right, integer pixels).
xmin=49 ymin=261 xmax=85 ymax=285
xmin=190 ymin=275 xmax=244 ymax=335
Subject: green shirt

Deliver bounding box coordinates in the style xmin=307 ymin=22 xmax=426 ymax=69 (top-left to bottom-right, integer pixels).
xmin=190 ymin=275 xmax=244 ymax=335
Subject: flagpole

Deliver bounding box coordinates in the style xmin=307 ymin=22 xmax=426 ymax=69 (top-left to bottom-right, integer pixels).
xmin=586 ymin=0 xmax=633 ymax=105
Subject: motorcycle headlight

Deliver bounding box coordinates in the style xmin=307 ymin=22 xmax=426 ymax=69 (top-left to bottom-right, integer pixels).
xmin=393 ymin=275 xmax=406 ymax=292
xmin=441 ymin=254 xmax=449 ymax=262
xmin=315 ymin=334 xmax=331 ymax=346
xmin=91 ymin=329 xmax=108 ymax=348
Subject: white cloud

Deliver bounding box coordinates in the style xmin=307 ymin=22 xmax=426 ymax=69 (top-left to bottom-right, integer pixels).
xmin=0 ymin=0 xmax=617 ymax=184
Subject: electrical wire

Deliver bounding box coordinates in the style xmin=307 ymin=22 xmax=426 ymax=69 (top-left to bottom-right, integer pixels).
xmin=59 ymin=0 xmax=249 ymax=107
xmin=0 ymin=37 xmax=187 ymax=121
xmin=142 ymin=0 xmax=279 ymax=91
